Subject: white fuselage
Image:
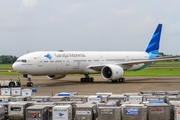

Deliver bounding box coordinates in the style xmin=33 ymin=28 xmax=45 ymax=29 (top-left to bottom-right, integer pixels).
xmin=13 ymin=51 xmax=149 ymax=76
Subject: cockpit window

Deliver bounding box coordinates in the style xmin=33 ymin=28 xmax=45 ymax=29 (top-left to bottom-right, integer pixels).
xmin=22 ymin=60 xmax=27 ymax=63
xmin=16 ymin=59 xmax=27 ymax=63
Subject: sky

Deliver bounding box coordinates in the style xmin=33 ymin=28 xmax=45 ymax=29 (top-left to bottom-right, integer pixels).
xmin=0 ymin=0 xmax=180 ymax=57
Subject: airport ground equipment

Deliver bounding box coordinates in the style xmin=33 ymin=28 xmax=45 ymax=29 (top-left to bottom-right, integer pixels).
xmin=55 ymin=101 xmax=76 ymax=119
xmin=166 ymin=91 xmax=180 ymax=96
xmin=98 ymin=101 xmax=119 ymax=107
xmin=22 ymin=89 xmax=32 ymax=97
xmin=140 ymin=91 xmax=154 ymax=95
xmin=97 ymin=95 xmax=109 ymax=103
xmin=34 ymin=102 xmax=55 ymax=120
xmin=129 ymin=96 xmax=143 ymax=104
xmin=75 ymin=104 xmax=97 ymax=120
xmin=11 ymin=87 xmax=22 ymax=96
xmin=96 ymin=93 xmax=112 ymax=96
xmin=166 ymin=96 xmax=180 ymax=104
xmin=8 ymin=102 xmax=33 ymax=120
xmin=0 ymin=80 xmax=17 ymax=87
xmin=1 ymin=88 xmax=11 ymax=96
xmin=143 ymin=96 xmax=166 ymax=102
xmin=0 ymin=102 xmax=9 ymax=119
xmin=26 ymin=105 xmax=48 ymax=120
xmin=169 ymin=101 xmax=180 ymax=120
xmin=51 ymin=96 xmax=70 ymax=102
xmin=98 ymin=106 xmax=121 ymax=120
xmin=154 ymin=91 xmax=167 ymax=96
xmin=174 ymin=106 xmax=180 ymax=120
xmin=121 ymin=104 xmax=147 ymax=120
xmin=52 ymin=105 xmax=72 ymax=120
xmin=55 ymin=92 xmax=78 ymax=97
xmin=123 ymin=93 xmax=140 ymax=101
xmin=11 ymin=96 xmax=31 ymax=101
xmin=146 ymin=103 xmax=170 ymax=120
xmin=70 ymin=95 xmax=88 ymax=102
xmin=0 ymin=105 xmax=5 ymax=120
xmin=97 ymin=103 xmax=106 ymax=107
xmin=88 ymin=95 xmax=102 ymax=104
xmin=108 ymin=95 xmax=127 ymax=104
xmin=0 ymin=96 xmax=12 ymax=101
xmin=31 ymin=96 xmax=51 ymax=101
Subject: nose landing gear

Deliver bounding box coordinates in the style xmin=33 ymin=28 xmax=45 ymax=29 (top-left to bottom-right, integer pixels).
xmin=27 ymin=78 xmax=33 ymax=87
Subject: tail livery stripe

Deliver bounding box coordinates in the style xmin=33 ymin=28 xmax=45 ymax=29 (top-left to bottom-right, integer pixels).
xmin=146 ymin=24 xmax=162 ymax=54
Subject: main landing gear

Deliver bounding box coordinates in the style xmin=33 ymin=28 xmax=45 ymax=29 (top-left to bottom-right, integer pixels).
xmin=111 ymin=78 xmax=125 ymax=83
xmin=27 ymin=78 xmax=33 ymax=87
xmin=80 ymin=74 xmax=94 ymax=82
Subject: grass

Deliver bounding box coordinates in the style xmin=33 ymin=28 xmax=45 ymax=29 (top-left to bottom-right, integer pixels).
xmin=0 ymin=64 xmax=12 ymax=68
xmin=152 ymin=61 xmax=180 ymax=66
xmin=124 ymin=69 xmax=180 ymax=76
xmin=0 ymin=72 xmax=22 ymax=75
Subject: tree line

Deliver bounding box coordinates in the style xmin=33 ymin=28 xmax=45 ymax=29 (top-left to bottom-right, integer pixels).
xmin=0 ymin=55 xmax=18 ymax=64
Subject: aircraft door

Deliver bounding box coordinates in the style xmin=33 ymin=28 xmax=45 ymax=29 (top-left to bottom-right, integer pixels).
xmin=66 ymin=60 xmax=70 ymax=66
xmin=126 ymin=56 xmax=131 ymax=61
xmin=100 ymin=56 xmax=105 ymax=64
xmin=37 ymin=58 xmax=43 ymax=67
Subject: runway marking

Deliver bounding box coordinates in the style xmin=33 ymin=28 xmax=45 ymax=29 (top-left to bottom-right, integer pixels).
xmin=131 ymin=82 xmax=164 ymax=92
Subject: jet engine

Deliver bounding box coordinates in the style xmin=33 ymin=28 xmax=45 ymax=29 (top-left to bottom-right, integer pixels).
xmin=101 ymin=64 xmax=124 ymax=80
xmin=47 ymin=74 xmax=66 ymax=79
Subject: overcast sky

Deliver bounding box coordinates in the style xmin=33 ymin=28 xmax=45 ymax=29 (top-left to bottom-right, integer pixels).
xmin=0 ymin=0 xmax=180 ymax=57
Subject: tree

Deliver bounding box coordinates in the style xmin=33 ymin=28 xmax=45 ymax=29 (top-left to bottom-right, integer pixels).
xmin=0 ymin=55 xmax=18 ymax=64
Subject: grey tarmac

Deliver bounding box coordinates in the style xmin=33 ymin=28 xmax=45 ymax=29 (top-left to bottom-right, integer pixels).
xmin=1 ymin=75 xmax=180 ymax=95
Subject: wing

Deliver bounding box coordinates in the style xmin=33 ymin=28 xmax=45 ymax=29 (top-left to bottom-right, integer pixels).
xmin=89 ymin=56 xmax=180 ymax=70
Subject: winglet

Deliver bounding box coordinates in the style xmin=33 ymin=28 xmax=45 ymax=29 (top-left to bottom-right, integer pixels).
xmin=146 ymin=24 xmax=162 ymax=55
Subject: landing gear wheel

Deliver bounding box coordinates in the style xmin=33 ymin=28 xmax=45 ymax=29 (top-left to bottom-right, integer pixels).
xmin=27 ymin=82 xmax=33 ymax=87
xmin=80 ymin=78 xmax=84 ymax=82
xmin=80 ymin=74 xmax=94 ymax=83
xmin=27 ymin=78 xmax=33 ymax=87
xmin=30 ymin=82 xmax=33 ymax=87
xmin=90 ymin=78 xmax=94 ymax=82
xmin=122 ymin=78 xmax=125 ymax=83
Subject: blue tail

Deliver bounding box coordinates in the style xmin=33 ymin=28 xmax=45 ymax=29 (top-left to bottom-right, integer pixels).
xmin=146 ymin=24 xmax=162 ymax=59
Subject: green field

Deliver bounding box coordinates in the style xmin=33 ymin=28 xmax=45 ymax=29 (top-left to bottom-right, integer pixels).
xmin=152 ymin=61 xmax=180 ymax=65
xmin=0 ymin=72 xmax=21 ymax=75
xmin=0 ymin=64 xmax=12 ymax=68
xmin=0 ymin=62 xmax=180 ymax=76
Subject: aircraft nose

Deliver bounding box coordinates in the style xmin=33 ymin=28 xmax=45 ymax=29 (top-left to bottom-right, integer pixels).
xmin=12 ymin=63 xmax=18 ymax=71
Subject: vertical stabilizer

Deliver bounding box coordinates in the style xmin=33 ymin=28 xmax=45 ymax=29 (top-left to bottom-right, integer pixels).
xmin=146 ymin=24 xmax=162 ymax=55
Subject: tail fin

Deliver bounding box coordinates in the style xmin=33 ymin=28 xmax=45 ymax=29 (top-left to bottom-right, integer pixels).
xmin=145 ymin=24 xmax=162 ymax=55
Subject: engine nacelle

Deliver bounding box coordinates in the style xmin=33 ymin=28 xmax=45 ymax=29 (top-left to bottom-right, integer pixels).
xmin=47 ymin=74 xmax=66 ymax=79
xmin=101 ymin=64 xmax=124 ymax=80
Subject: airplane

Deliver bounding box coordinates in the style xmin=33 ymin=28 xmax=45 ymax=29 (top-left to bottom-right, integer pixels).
xmin=12 ymin=24 xmax=180 ymax=87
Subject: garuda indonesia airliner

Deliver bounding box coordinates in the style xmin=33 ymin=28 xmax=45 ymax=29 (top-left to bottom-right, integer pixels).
xmin=12 ymin=24 xmax=180 ymax=87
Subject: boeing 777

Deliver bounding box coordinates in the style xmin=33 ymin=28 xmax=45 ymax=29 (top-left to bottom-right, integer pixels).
xmin=12 ymin=24 xmax=180 ymax=87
